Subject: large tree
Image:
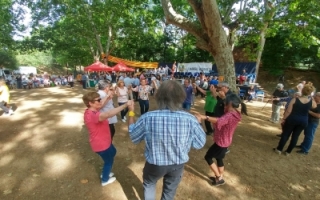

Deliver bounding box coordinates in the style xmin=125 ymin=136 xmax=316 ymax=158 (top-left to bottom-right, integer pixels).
xmin=161 ymin=0 xmax=236 ymax=90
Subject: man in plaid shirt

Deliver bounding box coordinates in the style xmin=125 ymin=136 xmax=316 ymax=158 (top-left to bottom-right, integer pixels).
xmin=128 ymin=80 xmax=206 ymax=200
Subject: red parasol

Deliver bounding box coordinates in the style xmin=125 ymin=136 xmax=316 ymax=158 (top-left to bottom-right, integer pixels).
xmin=84 ymin=61 xmax=113 ymax=72
xmin=112 ymin=62 xmax=135 ymax=72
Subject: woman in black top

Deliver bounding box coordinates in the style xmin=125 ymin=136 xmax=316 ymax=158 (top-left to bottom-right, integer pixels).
xmin=274 ymin=84 xmax=316 ymax=155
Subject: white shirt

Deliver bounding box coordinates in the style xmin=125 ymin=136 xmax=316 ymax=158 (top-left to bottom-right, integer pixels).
xmin=117 ymin=87 xmax=128 ymax=103
xmin=97 ymin=90 xmax=117 ymax=124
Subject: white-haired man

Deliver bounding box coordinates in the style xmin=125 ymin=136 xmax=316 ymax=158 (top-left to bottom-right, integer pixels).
xmin=270 ymin=83 xmax=288 ymax=123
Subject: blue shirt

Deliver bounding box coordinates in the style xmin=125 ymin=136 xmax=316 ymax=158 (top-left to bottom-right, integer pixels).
xmin=129 ymin=110 xmax=206 ymax=166
xmin=183 ymin=85 xmax=193 ymax=104
xmin=132 ymin=78 xmax=140 ymax=86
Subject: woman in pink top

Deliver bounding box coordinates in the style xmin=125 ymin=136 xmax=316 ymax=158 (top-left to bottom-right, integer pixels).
xmin=196 ymin=93 xmax=248 ymax=186
xmin=82 ymin=92 xmax=132 ymax=186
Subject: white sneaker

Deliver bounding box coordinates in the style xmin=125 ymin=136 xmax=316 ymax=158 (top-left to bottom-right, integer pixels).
xmin=3 ymin=112 xmax=10 ymax=116
xmin=8 ymin=109 xmax=14 ymax=115
xmin=122 ymin=119 xmax=126 ymax=123
xmin=100 ymin=172 xmax=114 ymax=178
xmin=124 ymin=116 xmax=127 ymax=120
xmin=101 ymin=177 xmax=116 ymax=186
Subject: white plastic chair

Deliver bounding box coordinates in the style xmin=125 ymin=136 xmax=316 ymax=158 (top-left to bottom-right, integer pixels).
xmin=255 ymin=91 xmax=264 ymax=102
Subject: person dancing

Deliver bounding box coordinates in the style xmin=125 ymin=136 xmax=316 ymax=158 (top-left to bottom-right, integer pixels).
xmin=82 ymin=92 xmax=132 ymax=186
xmin=196 ymin=94 xmax=248 ymax=186
xmin=274 ymin=84 xmax=316 ymax=156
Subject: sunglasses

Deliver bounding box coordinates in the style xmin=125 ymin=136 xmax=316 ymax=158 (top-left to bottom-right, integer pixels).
xmin=93 ymin=98 xmax=101 ymax=102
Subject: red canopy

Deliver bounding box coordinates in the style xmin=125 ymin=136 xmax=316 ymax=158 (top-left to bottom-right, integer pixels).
xmin=112 ymin=62 xmax=135 ymax=72
xmin=84 ymin=61 xmax=112 ymax=72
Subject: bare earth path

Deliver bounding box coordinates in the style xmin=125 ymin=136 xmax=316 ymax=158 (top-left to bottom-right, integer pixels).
xmin=0 ymin=84 xmax=319 ymax=200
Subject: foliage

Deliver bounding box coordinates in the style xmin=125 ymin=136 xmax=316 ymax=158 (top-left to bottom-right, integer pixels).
xmin=262 ymin=29 xmax=320 ymax=74
xmin=0 ymin=50 xmax=18 ymax=69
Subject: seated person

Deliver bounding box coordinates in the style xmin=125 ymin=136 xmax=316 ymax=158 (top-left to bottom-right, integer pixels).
xmin=245 ymin=85 xmax=256 ymax=103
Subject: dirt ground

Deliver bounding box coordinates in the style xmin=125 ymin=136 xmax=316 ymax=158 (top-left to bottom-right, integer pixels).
xmin=1 ymin=81 xmax=320 ymax=200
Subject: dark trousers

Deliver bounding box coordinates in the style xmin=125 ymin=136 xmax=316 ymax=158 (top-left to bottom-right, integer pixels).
xmin=143 ymin=162 xmax=184 ymax=200
xmin=109 ymin=124 xmax=115 ymax=139
xmin=69 ymin=82 xmax=74 ymax=88
xmin=204 ymin=111 xmax=215 ymax=134
xmin=276 ymin=118 xmax=307 ymax=153
xmin=133 ymin=91 xmax=139 ymax=101
xmin=118 ymin=102 xmax=128 ymax=119
xmin=96 ymin=144 xmax=117 ymax=182
xmin=82 ymin=80 xmax=86 ymax=89
xmin=139 ymin=99 xmax=149 ymax=115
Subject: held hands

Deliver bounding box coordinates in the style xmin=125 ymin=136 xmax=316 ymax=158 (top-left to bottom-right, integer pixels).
xmin=195 ymin=113 xmax=205 ymax=123
xmin=218 ymin=91 xmax=225 ymax=98
xmin=127 ymin=100 xmax=135 ymax=111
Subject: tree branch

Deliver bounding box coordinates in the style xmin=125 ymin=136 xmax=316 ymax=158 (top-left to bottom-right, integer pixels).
xmin=161 ymin=0 xmax=206 ymax=41
xmin=187 ymin=0 xmax=207 ymax=31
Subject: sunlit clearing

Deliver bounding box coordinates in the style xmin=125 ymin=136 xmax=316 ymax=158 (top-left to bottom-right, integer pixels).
xmin=44 ymin=153 xmax=71 ymax=176
xmin=0 ymin=154 xmax=15 ymax=167
xmin=59 ymin=110 xmax=83 ymax=126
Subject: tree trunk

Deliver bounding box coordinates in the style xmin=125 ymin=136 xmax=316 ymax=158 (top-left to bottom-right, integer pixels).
xmin=161 ymin=0 xmax=237 ymax=91
xmin=255 ymin=1 xmax=276 ymax=82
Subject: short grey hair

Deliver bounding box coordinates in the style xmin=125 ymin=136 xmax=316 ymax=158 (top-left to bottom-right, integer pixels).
xmin=219 ymin=82 xmax=229 ymax=88
xmin=276 ymin=83 xmax=284 ymax=89
xmin=96 ymin=80 xmax=111 ymax=91
xmin=155 ymin=80 xmax=186 ymax=111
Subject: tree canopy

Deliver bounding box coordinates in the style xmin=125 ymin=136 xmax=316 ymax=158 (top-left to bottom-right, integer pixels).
xmin=0 ymin=0 xmax=318 ymax=82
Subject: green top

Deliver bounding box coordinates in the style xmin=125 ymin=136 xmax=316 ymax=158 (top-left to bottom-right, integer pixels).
xmin=204 ymin=90 xmax=217 ymax=113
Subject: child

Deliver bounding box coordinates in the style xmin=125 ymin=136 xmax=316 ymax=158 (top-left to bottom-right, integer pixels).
xmin=196 ymin=93 xmax=247 ymax=186
xmin=0 ymin=79 xmax=14 ymax=116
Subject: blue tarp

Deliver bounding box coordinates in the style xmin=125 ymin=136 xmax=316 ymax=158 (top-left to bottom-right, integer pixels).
xmin=212 ymin=62 xmax=256 ymax=75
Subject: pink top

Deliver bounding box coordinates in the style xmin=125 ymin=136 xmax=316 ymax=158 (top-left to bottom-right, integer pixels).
xmin=84 ymin=109 xmax=111 ymax=152
xmin=214 ymin=111 xmax=241 ymax=147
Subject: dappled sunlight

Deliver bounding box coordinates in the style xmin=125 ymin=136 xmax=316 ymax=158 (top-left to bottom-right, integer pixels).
xmin=248 ymin=121 xmax=280 ymax=132
xmin=0 ymin=142 xmax=18 ymax=152
xmin=44 ymin=153 xmax=71 ymax=176
xmin=59 ymin=110 xmax=83 ymax=126
xmin=0 ymin=154 xmax=15 ymax=167
xmin=290 ymin=183 xmax=306 ymax=192
xmin=19 ymin=176 xmax=39 ymax=193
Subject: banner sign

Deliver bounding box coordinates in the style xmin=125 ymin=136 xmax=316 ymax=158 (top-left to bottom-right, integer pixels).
xmin=177 ymin=63 xmax=212 ymax=73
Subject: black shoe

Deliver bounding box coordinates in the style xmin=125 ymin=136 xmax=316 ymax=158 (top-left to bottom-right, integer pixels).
xmin=212 ymin=178 xmax=225 ymax=186
xmin=276 ymin=134 xmax=282 ymax=137
xmin=206 ymin=132 xmax=213 ymax=136
xmin=295 ymin=145 xmax=302 ymax=149
xmin=296 ymin=150 xmax=308 ymax=155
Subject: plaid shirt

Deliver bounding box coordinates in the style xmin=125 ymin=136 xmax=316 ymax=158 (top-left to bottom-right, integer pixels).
xmin=129 ymin=110 xmax=206 ymax=166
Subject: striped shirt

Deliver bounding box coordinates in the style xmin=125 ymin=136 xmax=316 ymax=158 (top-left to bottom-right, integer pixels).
xmin=129 ymin=110 xmax=206 ymax=166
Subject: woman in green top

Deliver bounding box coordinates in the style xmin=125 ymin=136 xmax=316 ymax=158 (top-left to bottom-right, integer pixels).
xmin=193 ymin=81 xmax=218 ymax=135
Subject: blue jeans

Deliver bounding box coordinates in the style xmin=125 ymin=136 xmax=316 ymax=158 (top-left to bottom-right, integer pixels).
xmin=118 ymin=102 xmax=128 ymax=119
xmin=96 ymin=144 xmax=117 ymax=182
xmin=182 ymin=102 xmax=191 ymax=111
xmin=139 ymin=99 xmax=149 ymax=115
xmin=301 ymin=121 xmax=318 ymax=153
xmin=143 ymin=162 xmax=184 ymax=200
